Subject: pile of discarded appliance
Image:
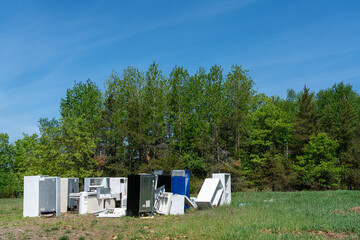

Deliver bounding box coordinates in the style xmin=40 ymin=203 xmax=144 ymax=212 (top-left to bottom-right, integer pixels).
xmin=23 ymin=170 xmax=231 ymax=218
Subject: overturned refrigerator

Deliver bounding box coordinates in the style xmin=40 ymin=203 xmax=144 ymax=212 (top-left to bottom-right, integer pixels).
xmin=196 ymin=178 xmax=224 ymax=210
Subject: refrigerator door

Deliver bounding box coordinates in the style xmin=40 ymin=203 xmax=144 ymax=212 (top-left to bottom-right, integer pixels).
xmin=39 ymin=178 xmax=57 ymax=214
xmin=139 ymin=175 xmax=155 ymax=213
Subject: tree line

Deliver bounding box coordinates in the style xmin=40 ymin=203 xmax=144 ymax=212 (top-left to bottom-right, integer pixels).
xmin=1 ymin=63 xmax=359 ymax=197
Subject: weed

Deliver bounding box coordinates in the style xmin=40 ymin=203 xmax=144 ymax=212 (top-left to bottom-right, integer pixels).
xmin=44 ymin=226 xmax=59 ymax=232
xmin=90 ymin=219 xmax=98 ymax=227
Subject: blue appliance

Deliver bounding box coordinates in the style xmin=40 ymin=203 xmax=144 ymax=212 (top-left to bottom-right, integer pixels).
xmin=171 ymin=170 xmax=190 ymax=210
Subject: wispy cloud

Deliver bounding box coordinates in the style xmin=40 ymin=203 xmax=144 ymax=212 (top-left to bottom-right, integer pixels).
xmin=0 ymin=0 xmax=256 ymax=87
xmin=65 ymin=0 xmax=258 ymax=54
xmin=1 ymin=0 xmax=258 ymax=141
xmin=252 ymin=47 xmax=360 ymax=68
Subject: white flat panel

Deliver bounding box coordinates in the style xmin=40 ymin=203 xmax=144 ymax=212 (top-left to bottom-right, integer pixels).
xmin=156 ymin=192 xmax=173 ymax=215
xmin=60 ymin=178 xmax=68 ymax=213
xmin=196 ymin=178 xmax=221 ymax=201
xmin=109 ymin=177 xmax=127 ymax=195
xmin=23 ymin=176 xmax=40 ymax=217
xmin=110 ymin=178 xmax=120 ymax=194
xmin=169 ymin=194 xmax=184 ymax=215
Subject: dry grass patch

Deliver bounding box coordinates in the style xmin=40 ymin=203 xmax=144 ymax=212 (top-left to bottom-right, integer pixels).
xmin=349 ymin=207 xmax=360 ymax=213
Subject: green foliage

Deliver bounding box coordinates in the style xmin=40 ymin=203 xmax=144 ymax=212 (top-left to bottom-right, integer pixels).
xmin=247 ymin=96 xmax=293 ymax=190
xmin=0 ymin=133 xmax=13 ymax=170
xmin=0 ymin=133 xmax=21 ymax=197
xmin=291 ymin=85 xmax=319 ymax=157
xmin=317 ymin=82 xmax=360 ymax=153
xmin=295 ymin=133 xmax=342 ymax=190
xmin=2 ymin=64 xmax=360 ymax=194
xmin=181 ymin=152 xmax=206 ymax=177
xmin=249 ymin=96 xmax=291 ymax=159
xmin=37 ymin=118 xmax=68 ymax=176
xmin=102 ymin=69 xmax=138 ymax=176
xmin=341 ymin=122 xmax=360 ymax=189
xmin=253 ymin=150 xmax=294 ymax=191
xmin=0 ymin=171 xmax=21 ymax=198
xmin=59 ymin=79 xmax=102 ymax=178
xmin=13 ymin=134 xmax=40 ymax=192
xmin=223 ymin=65 xmax=255 ymax=161
xmin=167 ymin=66 xmax=189 ymax=155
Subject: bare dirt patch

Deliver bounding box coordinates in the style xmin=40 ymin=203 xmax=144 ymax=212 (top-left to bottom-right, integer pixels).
xmin=349 ymin=207 xmax=360 ymax=213
xmin=260 ymin=228 xmax=352 ymax=239
xmin=332 ymin=209 xmax=346 ymax=215
xmin=0 ymin=213 xmax=121 ymax=240
xmin=308 ymin=230 xmax=349 ymax=239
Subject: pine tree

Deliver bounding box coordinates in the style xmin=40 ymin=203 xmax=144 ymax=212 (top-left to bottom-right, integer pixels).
xmin=223 ymin=65 xmax=255 ymax=166
xmin=102 ymin=71 xmax=129 ymax=176
xmin=291 ymin=86 xmax=318 ymax=157
xmin=167 ymin=66 xmax=189 ymax=156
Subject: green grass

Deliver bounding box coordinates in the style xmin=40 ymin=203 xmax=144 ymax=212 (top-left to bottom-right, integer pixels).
xmin=0 ymin=191 xmax=359 ymax=239
xmin=0 ymin=198 xmax=23 ymax=222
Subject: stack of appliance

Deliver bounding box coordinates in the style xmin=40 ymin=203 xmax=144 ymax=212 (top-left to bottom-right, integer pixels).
xmin=152 ymin=170 xmax=195 ymax=215
xmin=23 ymin=171 xmax=231 ymax=218
xmin=76 ymin=177 xmax=125 ymax=215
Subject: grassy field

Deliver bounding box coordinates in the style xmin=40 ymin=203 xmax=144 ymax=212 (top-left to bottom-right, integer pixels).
xmin=0 ymin=191 xmax=360 ymax=239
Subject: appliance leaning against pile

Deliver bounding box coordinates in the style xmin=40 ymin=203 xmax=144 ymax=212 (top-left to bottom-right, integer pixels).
xmin=23 ymin=171 xmax=231 ymax=218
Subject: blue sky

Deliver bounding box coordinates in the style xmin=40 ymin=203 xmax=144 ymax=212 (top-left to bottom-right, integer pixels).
xmin=1 ymin=0 xmax=360 ymax=142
